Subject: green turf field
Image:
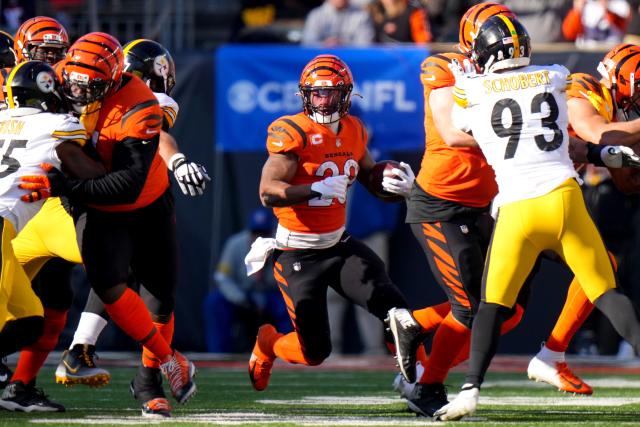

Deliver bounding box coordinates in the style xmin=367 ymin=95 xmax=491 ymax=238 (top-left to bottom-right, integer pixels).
xmin=2 ymin=365 xmax=640 ymax=426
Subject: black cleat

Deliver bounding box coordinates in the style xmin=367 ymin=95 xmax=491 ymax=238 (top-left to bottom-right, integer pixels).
xmin=386 ymin=307 xmax=424 ymax=383
xmin=55 ymin=344 xmax=110 ymax=387
xmin=0 ymin=381 xmax=65 ymax=412
xmin=0 ymin=359 xmax=12 ymax=389
xmin=407 ymin=382 xmax=449 ymax=417
xmin=130 ymin=366 xmax=171 ymax=418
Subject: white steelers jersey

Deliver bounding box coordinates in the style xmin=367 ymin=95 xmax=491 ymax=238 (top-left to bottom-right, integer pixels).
xmin=452 ymin=64 xmax=578 ymax=208
xmin=154 ymin=92 xmax=179 ymax=128
xmin=0 ymin=107 xmax=86 ymax=232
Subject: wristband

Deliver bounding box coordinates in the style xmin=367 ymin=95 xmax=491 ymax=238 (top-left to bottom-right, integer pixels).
xmin=586 ymin=143 xmax=606 ymax=167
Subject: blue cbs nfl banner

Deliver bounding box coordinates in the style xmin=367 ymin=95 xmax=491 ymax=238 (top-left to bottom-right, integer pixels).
xmin=215 ymin=45 xmax=430 ymax=152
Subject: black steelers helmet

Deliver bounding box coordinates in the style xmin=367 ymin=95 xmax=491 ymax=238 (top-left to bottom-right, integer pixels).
xmin=123 ymin=39 xmax=175 ymax=95
xmin=5 ymin=60 xmax=61 ymax=112
xmin=472 ymin=14 xmax=531 ymax=73
xmin=0 ymin=30 xmax=16 ymax=68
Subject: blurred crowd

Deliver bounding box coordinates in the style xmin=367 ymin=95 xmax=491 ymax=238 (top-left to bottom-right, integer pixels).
xmin=231 ymin=0 xmax=640 ymax=47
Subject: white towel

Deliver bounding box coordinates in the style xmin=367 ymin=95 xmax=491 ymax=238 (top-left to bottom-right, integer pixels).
xmin=244 ymin=237 xmax=278 ymax=276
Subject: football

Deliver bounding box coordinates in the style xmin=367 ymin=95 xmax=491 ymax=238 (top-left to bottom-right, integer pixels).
xmin=368 ymin=160 xmax=406 ymax=202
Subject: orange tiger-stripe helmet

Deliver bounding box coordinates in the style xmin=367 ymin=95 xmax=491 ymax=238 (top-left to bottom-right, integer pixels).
xmin=458 ymin=2 xmax=515 ymax=54
xmin=60 ymin=32 xmax=124 ymax=106
xmin=298 ymin=54 xmax=354 ymax=124
xmin=14 ymin=16 xmax=69 ymax=64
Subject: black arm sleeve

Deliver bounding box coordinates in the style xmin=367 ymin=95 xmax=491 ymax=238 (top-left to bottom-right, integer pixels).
xmin=57 ymin=135 xmax=159 ymax=205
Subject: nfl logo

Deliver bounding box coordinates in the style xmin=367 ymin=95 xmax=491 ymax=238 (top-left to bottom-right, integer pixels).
xmin=293 ymin=262 xmax=301 ymax=272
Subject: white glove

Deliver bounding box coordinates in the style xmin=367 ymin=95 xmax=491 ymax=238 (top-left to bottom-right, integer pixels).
xmin=448 ymin=57 xmax=476 ymax=79
xmin=601 ymin=145 xmax=640 ymax=168
xmin=381 ymin=162 xmax=415 ymax=198
xmin=310 ymin=175 xmax=349 ymax=202
xmin=169 ymin=153 xmax=211 ymax=196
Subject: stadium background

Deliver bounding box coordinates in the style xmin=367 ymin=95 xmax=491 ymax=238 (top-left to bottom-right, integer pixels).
xmin=9 ymin=1 xmax=639 ymax=355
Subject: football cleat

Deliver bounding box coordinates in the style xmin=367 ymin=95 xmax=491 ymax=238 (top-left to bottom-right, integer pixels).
xmin=386 ymin=307 xmax=424 ymax=383
xmin=527 ymin=356 xmax=593 ymax=395
xmin=0 ymin=358 xmax=12 ymax=389
xmin=55 ymin=344 xmax=110 ymax=387
xmin=433 ymin=384 xmax=479 ymax=421
xmin=392 ymin=361 xmax=424 ymax=399
xmin=0 ymin=381 xmax=65 ymax=412
xmin=407 ymin=382 xmax=449 ymax=417
xmin=159 ymin=350 xmax=197 ymax=404
xmin=249 ymin=324 xmax=282 ymax=391
xmin=130 ymin=366 xmax=171 ymax=418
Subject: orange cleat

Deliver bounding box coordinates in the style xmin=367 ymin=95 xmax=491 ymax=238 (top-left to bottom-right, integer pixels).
xmin=527 ymin=357 xmax=593 ymax=395
xmin=248 ymin=324 xmax=282 ymax=391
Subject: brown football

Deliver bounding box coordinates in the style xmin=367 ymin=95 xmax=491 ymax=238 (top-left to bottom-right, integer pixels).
xmin=368 ymin=160 xmax=406 ymax=203
xmin=608 ymin=166 xmax=640 ymax=194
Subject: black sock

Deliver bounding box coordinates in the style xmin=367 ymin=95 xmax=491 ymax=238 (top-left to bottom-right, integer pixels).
xmin=595 ymin=289 xmax=640 ymax=355
xmin=464 ymin=302 xmax=511 ymax=388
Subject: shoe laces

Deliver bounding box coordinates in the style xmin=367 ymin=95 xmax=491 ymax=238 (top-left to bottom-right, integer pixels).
xmin=556 ymin=362 xmax=582 ymax=383
xmin=162 ymin=355 xmax=186 ymax=391
xmin=80 ymin=350 xmax=96 ymax=368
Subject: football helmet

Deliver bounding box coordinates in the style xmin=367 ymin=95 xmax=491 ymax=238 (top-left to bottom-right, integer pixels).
xmin=471 ymin=15 xmax=531 ymax=73
xmin=597 ymin=43 xmax=640 ymax=119
xmin=4 ymin=60 xmax=62 ymax=112
xmin=299 ymin=54 xmax=353 ymax=124
xmin=458 ymin=2 xmax=515 ymax=54
xmin=0 ymin=31 xmax=16 ymax=68
xmin=14 ymin=16 xmax=69 ymax=65
xmin=59 ymin=32 xmax=123 ymax=107
xmin=123 ymin=39 xmax=176 ymax=95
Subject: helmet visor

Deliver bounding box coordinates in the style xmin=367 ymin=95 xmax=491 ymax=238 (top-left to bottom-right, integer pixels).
xmin=307 ymin=88 xmax=345 ymax=116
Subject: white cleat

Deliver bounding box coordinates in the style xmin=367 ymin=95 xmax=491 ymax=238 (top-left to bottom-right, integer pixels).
xmin=433 ymin=385 xmax=479 ymax=421
xmin=527 ymin=356 xmax=592 ymax=395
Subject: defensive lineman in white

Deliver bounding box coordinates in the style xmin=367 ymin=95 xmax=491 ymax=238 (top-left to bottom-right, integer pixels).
xmin=435 ymin=14 xmax=640 ymax=421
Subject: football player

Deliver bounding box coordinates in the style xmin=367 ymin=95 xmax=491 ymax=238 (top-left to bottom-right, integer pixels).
xmin=18 ymin=33 xmax=197 ymax=413
xmin=527 ymin=43 xmax=640 ymax=393
xmin=0 ymin=60 xmax=106 ymax=411
xmin=386 ymin=3 xmax=640 ymax=415
xmin=434 ymin=15 xmax=640 ymax=421
xmin=54 ymin=38 xmax=208 ymax=418
xmin=246 ymin=54 xmax=424 ymax=391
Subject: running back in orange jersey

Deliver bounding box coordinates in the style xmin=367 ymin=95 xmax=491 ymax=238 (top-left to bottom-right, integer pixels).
xmin=266 ymin=112 xmax=367 ymax=233
xmin=91 ymin=72 xmax=167 ymax=211
xmin=416 ymin=52 xmax=497 ymax=208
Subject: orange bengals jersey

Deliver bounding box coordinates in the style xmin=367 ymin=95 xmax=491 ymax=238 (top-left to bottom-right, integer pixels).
xmin=266 ymin=112 xmax=367 ymax=233
xmin=90 ymin=72 xmax=167 ymax=212
xmin=566 ymin=72 xmax=614 ymax=128
xmin=417 ymin=52 xmax=497 ymax=208
xmin=566 ymin=72 xmax=640 ymax=193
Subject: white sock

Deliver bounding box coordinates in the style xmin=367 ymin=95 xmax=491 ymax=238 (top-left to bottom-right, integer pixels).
xmin=537 ymin=343 xmax=565 ymax=363
xmin=70 ymin=312 xmax=108 ymax=348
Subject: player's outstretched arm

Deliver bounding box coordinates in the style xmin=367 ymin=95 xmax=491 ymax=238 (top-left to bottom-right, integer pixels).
xmin=56 ymin=141 xmax=106 ymax=179
xmin=569 ymin=97 xmax=640 ymax=146
xmin=159 ymin=131 xmax=210 ymax=197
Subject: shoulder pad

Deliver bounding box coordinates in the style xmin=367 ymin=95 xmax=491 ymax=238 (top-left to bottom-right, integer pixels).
xmin=420 ymin=52 xmax=466 ymax=89
xmin=154 ymin=92 xmax=180 ymax=128
xmin=50 ymin=114 xmax=88 ymax=146
xmin=567 ymin=72 xmax=614 ymax=122
xmin=266 ymin=114 xmax=309 ymax=154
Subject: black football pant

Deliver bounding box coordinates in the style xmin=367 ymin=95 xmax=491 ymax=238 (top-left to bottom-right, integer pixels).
xmin=272 ymin=233 xmax=408 ymax=363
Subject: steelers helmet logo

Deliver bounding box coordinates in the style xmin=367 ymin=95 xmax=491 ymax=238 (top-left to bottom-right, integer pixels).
xmin=36 ymin=71 xmax=55 ymax=93
xmin=153 ymin=55 xmax=169 ymax=78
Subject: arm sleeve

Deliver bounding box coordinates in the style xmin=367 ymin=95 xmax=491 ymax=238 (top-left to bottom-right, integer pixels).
xmin=59 ymin=135 xmax=159 ymax=204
